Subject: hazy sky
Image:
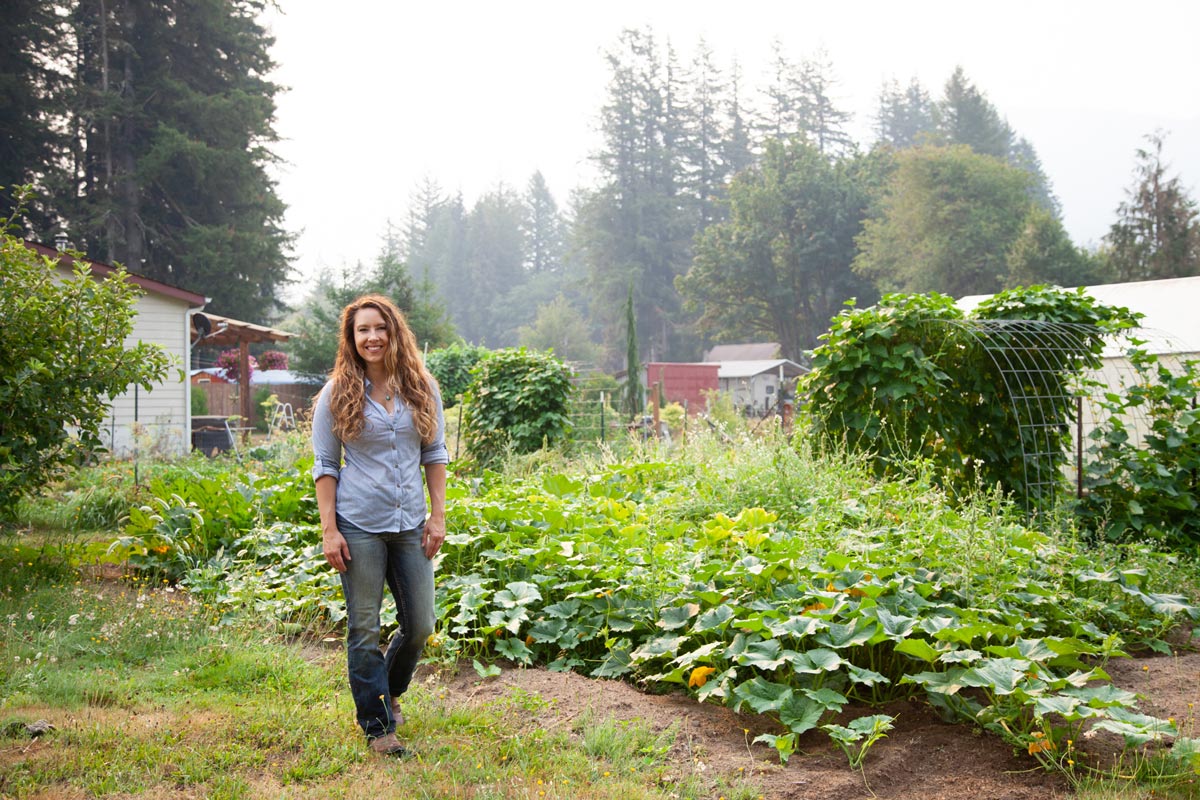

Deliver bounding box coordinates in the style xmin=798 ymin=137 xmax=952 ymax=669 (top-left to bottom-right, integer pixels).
xmin=261 ymin=1 xmax=1200 ymax=295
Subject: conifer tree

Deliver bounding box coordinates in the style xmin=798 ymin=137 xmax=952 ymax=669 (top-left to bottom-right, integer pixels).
xmin=1105 ymin=131 xmax=1200 ymax=281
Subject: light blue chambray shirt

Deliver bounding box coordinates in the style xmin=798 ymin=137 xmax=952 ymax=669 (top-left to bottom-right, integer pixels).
xmin=311 ymin=378 xmax=449 ymax=533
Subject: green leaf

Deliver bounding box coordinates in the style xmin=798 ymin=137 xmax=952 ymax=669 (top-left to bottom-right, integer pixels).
xmin=733 ymin=677 xmax=794 ymax=714
xmin=846 ymin=663 xmax=890 ymax=687
xmin=895 ymin=638 xmax=940 ymax=664
xmin=901 ymin=668 xmax=968 ymax=695
xmin=961 ymin=657 xmax=1029 ymax=696
xmin=779 ymin=695 xmax=826 ymax=735
xmin=802 ymin=687 xmax=848 ymax=713
xmin=630 ymin=635 xmax=688 ymax=663
xmin=592 ymin=645 xmax=633 ymax=678
xmin=472 ymin=659 xmax=502 ymax=678
xmin=493 ymin=581 xmax=542 ymax=608
xmin=736 ymin=638 xmax=787 ymax=671
xmin=814 ymin=618 xmax=878 ymax=648
xmin=873 ymin=607 xmax=917 ymax=639
xmin=495 ymin=637 xmax=533 ymax=664
xmin=658 ymin=603 xmax=700 ymax=630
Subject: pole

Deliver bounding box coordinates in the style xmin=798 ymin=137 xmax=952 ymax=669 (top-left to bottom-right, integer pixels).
xmin=1076 ymin=396 xmax=1083 ymax=500
xmin=599 ymin=391 xmax=606 ymax=444
xmin=133 ymin=383 xmax=139 ymax=487
xmin=455 ymin=399 xmax=464 ymax=462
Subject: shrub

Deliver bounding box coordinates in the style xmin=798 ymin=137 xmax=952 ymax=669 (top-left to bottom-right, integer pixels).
xmin=1079 ymin=348 xmax=1200 ymax=547
xmin=426 ymin=342 xmax=491 ymax=405
xmin=462 ymin=347 xmax=573 ymax=468
xmin=0 ymin=209 xmax=170 ymax=516
xmin=191 ymin=387 xmax=209 ymax=416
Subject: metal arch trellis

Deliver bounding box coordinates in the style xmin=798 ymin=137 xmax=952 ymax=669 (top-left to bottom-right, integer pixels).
xmin=939 ymin=319 xmax=1106 ymax=515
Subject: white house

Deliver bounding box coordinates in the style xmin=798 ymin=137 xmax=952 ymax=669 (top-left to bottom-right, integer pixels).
xmin=27 ymin=241 xmax=208 ymax=457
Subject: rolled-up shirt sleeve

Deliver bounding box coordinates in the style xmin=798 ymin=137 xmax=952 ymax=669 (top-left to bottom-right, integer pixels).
xmin=310 ymin=385 xmax=343 ymax=482
xmin=420 ymin=385 xmax=450 ymax=466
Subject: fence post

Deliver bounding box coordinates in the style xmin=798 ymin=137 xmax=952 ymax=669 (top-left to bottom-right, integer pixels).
xmin=600 ymin=391 xmax=606 ymax=444
xmin=1076 ymin=396 xmax=1083 ymax=500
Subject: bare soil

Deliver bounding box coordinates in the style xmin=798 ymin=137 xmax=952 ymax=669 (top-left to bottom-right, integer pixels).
xmin=425 ymin=639 xmax=1200 ymax=800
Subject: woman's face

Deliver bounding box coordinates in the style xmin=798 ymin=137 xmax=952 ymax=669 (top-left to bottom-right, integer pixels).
xmin=352 ymin=306 xmax=389 ymax=367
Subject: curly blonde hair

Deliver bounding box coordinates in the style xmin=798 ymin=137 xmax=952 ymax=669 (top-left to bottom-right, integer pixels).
xmin=326 ymin=294 xmax=439 ymax=443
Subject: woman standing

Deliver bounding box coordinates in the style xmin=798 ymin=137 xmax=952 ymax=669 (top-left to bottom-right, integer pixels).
xmin=311 ymin=294 xmax=448 ymax=756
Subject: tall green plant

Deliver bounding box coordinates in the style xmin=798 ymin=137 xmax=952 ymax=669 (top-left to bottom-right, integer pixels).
xmin=0 ymin=217 xmax=170 ymax=515
xmin=425 ymin=342 xmax=491 ymax=404
xmin=804 ymin=286 xmax=1134 ymax=507
xmin=621 ymin=283 xmax=642 ymax=419
xmin=1079 ymin=348 xmax=1200 ymax=547
xmin=462 ymin=348 xmax=574 ymax=468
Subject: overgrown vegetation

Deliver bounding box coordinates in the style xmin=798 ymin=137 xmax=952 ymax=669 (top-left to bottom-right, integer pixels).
xmin=462 ymin=347 xmax=574 ymax=468
xmin=0 ymin=213 xmax=170 ymax=516
xmin=805 ymin=285 xmax=1143 ymax=513
xmin=57 ymin=425 xmax=1195 ymax=787
xmin=0 ymin=544 xmax=686 ymax=799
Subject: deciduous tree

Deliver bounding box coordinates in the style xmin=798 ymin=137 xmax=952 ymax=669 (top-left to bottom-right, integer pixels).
xmin=679 ymin=138 xmax=874 ymax=360
xmin=853 ymin=144 xmax=1036 ymax=297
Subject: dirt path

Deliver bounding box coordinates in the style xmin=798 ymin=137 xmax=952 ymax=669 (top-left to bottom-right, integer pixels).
xmin=430 ymin=647 xmax=1200 ymax=800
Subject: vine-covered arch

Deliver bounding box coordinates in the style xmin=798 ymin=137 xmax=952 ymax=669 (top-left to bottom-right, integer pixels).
xmin=939 ymin=319 xmax=1104 ymax=514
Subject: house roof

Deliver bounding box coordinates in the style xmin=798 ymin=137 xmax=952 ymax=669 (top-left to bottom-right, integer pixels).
xmin=703 ymin=342 xmax=781 ymax=362
xmin=24 ymin=240 xmax=207 ymax=307
xmin=717 ymin=359 xmax=808 ymax=379
xmin=959 ymin=276 xmax=1200 ymax=354
xmin=192 ymin=312 xmax=295 ymax=346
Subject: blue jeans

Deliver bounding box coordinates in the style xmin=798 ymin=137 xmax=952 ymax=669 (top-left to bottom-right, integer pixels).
xmin=338 ymin=518 xmax=435 ymax=739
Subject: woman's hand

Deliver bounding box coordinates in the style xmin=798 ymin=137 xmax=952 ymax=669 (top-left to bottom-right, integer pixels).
xmin=422 ymin=514 xmax=445 ymax=559
xmin=323 ymin=528 xmax=351 ymax=573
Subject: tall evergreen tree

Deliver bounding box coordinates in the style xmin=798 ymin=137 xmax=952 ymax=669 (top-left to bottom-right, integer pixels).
xmin=577 ymin=28 xmax=695 ymax=363
xmin=461 ymin=186 xmax=527 ymax=344
xmin=59 ymin=0 xmax=291 ymax=321
xmin=621 ymin=282 xmax=643 ymax=417
xmin=679 ymin=39 xmax=728 ymax=226
xmin=0 ymin=0 xmax=69 ymax=234
xmin=1105 ymin=131 xmax=1200 ymax=281
xmin=935 ymin=66 xmax=1058 ymax=215
xmin=522 ymin=171 xmax=565 ymax=275
xmin=794 ymin=50 xmax=854 ymax=156
xmin=722 ymin=59 xmax=756 ymax=179
xmin=873 ymin=77 xmax=938 ymax=149
xmin=938 ymin=66 xmax=1013 ymax=159
xmin=756 ymin=39 xmax=801 ymax=142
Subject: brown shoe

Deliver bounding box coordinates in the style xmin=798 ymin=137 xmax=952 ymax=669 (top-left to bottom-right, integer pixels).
xmin=369 ymin=732 xmax=407 ymax=757
xmin=389 ymin=696 xmax=405 ymax=726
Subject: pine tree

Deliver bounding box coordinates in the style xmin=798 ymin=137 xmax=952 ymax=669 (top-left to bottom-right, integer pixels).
xmin=60 ymin=0 xmax=291 ymax=322
xmin=722 ymin=59 xmax=756 ymax=178
xmin=1105 ymin=131 xmax=1200 ymax=281
xmin=0 ymin=0 xmax=69 ymax=233
xmin=873 ymin=77 xmax=938 ymax=149
xmin=578 ymin=27 xmax=696 ymax=363
xmin=522 ymin=171 xmax=565 ymax=275
xmin=794 ymin=50 xmax=854 ymax=156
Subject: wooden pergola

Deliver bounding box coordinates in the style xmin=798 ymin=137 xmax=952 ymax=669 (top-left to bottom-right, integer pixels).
xmin=191 ymin=312 xmax=296 ymax=429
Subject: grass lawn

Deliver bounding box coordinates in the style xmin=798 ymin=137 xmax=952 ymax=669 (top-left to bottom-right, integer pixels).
xmin=0 ymin=540 xmax=752 ymax=800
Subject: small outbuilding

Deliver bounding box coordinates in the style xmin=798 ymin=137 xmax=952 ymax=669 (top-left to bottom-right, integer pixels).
xmin=717 ymin=359 xmax=809 ymax=416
